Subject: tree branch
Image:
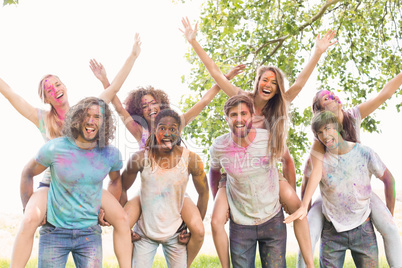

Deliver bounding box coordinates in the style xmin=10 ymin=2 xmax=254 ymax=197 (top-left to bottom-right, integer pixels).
xmin=253 ymin=0 xmax=343 ymax=57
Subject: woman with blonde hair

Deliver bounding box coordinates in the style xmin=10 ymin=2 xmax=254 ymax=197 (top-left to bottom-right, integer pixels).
xmin=2 ymin=33 xmax=142 ymax=268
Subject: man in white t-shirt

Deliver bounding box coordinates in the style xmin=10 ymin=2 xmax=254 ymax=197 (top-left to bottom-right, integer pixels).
xmin=209 ymin=94 xmax=286 ymax=267
xmin=297 ymin=111 xmax=387 ymax=267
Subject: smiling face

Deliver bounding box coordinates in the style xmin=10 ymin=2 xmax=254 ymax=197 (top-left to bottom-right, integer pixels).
xmin=257 ymin=70 xmax=278 ymax=102
xmin=155 ymin=116 xmax=180 ymax=152
xmin=43 ymin=76 xmax=68 ymax=106
xmin=318 ymin=90 xmax=342 ymax=113
xmin=226 ymin=102 xmax=253 ymax=138
xmin=316 ymin=123 xmax=341 ymax=151
xmin=141 ymin=94 xmax=160 ymax=124
xmin=76 ymin=104 xmax=103 ymax=144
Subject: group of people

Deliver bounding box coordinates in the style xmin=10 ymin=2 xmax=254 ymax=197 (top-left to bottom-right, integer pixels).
xmin=1 ymin=17 xmax=401 ymax=268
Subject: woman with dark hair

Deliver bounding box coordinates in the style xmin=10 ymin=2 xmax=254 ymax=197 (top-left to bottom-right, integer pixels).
xmin=2 ymin=33 xmax=141 ymax=268
xmin=90 ymin=59 xmax=244 ymax=266
xmin=286 ymin=71 xmax=402 ymax=268
xmin=180 ymin=17 xmax=337 ymax=267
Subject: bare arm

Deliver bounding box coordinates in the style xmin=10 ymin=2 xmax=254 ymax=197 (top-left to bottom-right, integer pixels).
xmin=99 ymin=33 xmax=141 ymax=104
xmin=107 ymin=170 xmax=123 ymax=201
xmin=90 ymin=59 xmax=143 ymax=141
xmin=120 ymin=150 xmax=144 ymax=206
xmin=20 ymin=159 xmax=47 ymax=210
xmin=378 ymin=168 xmax=396 ymax=215
xmin=358 ymin=72 xmax=402 ymax=119
xmin=189 ymin=152 xmax=209 ymax=220
xmin=0 ymin=78 xmax=39 ymax=126
xmin=284 ymin=140 xmax=324 ymax=223
xmin=182 ymin=64 xmax=246 ymax=128
xmin=300 ymin=158 xmax=313 ymax=211
xmin=180 ymin=17 xmax=240 ymax=97
xmin=284 ymin=30 xmax=338 ymax=103
xmin=281 ymin=146 xmax=296 ymax=190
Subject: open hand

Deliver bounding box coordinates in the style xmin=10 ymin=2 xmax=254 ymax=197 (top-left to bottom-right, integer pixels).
xmin=89 ymin=59 xmax=107 ymax=82
xmin=315 ymin=29 xmax=338 ymax=54
xmin=225 ymin=64 xmax=246 ymax=80
xmin=132 ymin=33 xmax=142 ymax=59
xmin=179 ymin=17 xmax=198 ymax=43
xmin=283 ymin=205 xmax=308 ymax=224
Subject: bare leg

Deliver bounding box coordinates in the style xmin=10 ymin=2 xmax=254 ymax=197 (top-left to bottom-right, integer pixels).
xmin=123 ymin=194 xmax=142 ymax=228
xmin=11 ymin=187 xmax=48 ymax=268
xmin=124 ymin=195 xmax=142 ymax=242
xmin=101 ymin=190 xmax=132 ymax=268
xmin=279 ymin=180 xmax=314 ymax=268
xmin=181 ymin=196 xmax=205 ymax=267
xmin=210 ymin=188 xmax=230 ymax=268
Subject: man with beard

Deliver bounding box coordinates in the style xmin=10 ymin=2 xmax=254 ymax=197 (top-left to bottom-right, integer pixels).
xmin=209 ymin=94 xmax=288 ymax=267
xmin=20 ymin=97 xmax=129 ymax=267
xmin=121 ymin=109 xmax=209 ymax=267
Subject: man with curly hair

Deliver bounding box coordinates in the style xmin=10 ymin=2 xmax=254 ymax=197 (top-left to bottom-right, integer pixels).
xmin=20 ymin=97 xmax=127 ymax=267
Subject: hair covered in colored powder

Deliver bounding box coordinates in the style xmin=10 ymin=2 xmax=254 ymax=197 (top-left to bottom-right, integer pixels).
xmin=63 ymin=97 xmax=115 ymax=147
xmin=124 ymin=86 xmax=170 ymax=128
xmin=38 ymin=74 xmax=65 ymax=139
xmin=311 ymin=110 xmax=345 ymax=143
xmin=312 ymin=90 xmax=358 ymax=143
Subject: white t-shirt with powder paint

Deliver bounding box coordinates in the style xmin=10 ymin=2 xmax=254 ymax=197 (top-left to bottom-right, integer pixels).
xmin=320 ymin=143 xmax=386 ymax=232
xmin=210 ymin=128 xmax=281 ymax=226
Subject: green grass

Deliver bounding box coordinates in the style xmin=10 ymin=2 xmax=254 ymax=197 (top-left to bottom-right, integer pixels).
xmin=0 ymin=254 xmax=388 ymax=267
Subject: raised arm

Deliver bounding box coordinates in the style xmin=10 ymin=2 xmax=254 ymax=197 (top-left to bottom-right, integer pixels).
xmin=99 ymin=33 xmax=141 ymax=104
xmin=378 ymin=168 xmax=396 ymax=215
xmin=358 ymin=71 xmax=402 ymax=119
xmin=20 ymin=159 xmax=47 ymax=210
xmin=120 ymin=151 xmax=144 ymax=206
xmin=90 ymin=59 xmax=143 ymax=141
xmin=181 ymin=64 xmax=246 ymax=128
xmin=107 ymin=170 xmax=123 ymax=201
xmin=284 ymin=140 xmax=324 ymax=223
xmin=0 ymin=78 xmax=39 ymax=127
xmin=284 ymin=30 xmax=338 ymax=103
xmin=180 ymin=17 xmax=240 ymax=97
xmin=189 ymin=152 xmax=209 ymax=220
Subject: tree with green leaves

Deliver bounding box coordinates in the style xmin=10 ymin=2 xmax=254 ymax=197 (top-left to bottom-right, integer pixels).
xmin=179 ymin=0 xmax=402 ymax=184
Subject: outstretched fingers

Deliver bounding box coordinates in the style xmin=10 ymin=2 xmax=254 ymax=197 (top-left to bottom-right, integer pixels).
xmin=132 ymin=33 xmax=142 ymax=58
xmin=283 ymin=207 xmax=307 ymax=224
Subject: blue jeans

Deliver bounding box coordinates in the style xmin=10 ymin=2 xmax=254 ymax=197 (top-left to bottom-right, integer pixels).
xmin=38 ymin=223 xmax=102 ymax=268
xmin=133 ymin=227 xmax=187 ymax=268
xmin=229 ymin=209 xmax=287 ymax=268
xmin=320 ymin=218 xmax=378 ymax=268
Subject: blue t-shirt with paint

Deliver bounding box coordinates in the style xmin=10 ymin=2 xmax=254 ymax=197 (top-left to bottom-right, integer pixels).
xmin=35 ymin=137 xmax=123 ymax=229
